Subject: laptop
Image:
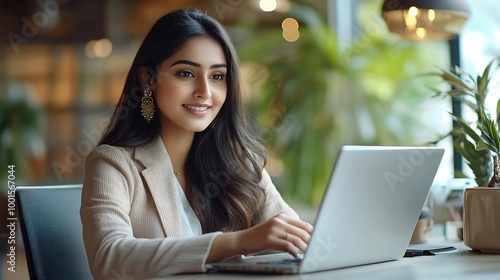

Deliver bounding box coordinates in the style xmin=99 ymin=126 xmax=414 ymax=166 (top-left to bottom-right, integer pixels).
xmin=207 ymin=145 xmax=445 ymax=274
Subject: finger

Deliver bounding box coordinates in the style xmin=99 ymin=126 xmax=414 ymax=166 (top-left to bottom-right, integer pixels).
xmin=271 ymin=215 xmax=312 ymax=247
xmin=274 ymin=228 xmax=308 ymax=254
xmin=283 ymin=233 xmax=308 ymax=253
xmin=287 ymin=228 xmax=311 ymax=246
xmin=276 ymin=214 xmax=314 ymax=234
xmin=293 ymin=220 xmax=314 ymax=234
xmin=266 ymin=228 xmax=303 ymax=254
xmin=275 ymin=238 xmax=301 ymax=258
xmin=280 ymin=223 xmax=312 ymax=245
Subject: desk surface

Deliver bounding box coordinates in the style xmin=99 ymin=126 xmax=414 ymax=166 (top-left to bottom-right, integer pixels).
xmin=159 ymin=242 xmax=500 ymax=280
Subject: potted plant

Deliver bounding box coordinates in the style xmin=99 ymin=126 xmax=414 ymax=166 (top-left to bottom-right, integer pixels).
xmin=432 ymin=57 xmax=500 ymax=253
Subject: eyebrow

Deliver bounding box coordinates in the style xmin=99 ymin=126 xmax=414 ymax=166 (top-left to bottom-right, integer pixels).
xmin=170 ymin=59 xmax=227 ymax=69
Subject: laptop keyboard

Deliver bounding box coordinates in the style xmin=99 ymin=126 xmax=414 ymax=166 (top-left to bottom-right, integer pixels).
xmin=257 ymin=258 xmax=302 ymax=265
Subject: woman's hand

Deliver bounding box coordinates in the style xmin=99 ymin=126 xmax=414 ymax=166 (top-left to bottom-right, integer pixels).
xmin=238 ymin=213 xmax=313 ymax=257
xmin=207 ymin=214 xmax=313 ymax=263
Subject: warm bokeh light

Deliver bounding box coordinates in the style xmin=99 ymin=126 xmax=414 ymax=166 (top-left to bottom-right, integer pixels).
xmin=408 ymin=6 xmax=419 ymax=17
xmin=428 ymin=9 xmax=436 ymax=21
xmin=259 ymin=0 xmax=277 ymax=12
xmin=281 ymin=17 xmax=299 ymax=31
xmin=85 ymin=39 xmax=113 ymax=59
xmin=404 ymin=14 xmax=417 ymax=31
xmin=282 ymin=29 xmax=300 ymax=42
xmin=416 ymin=27 xmax=426 ymax=38
xmin=281 ymin=17 xmax=299 ymax=42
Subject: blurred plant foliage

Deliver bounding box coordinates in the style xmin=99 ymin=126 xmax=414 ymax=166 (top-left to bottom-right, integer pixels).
xmin=237 ymin=1 xmax=448 ymax=205
xmin=0 ymin=82 xmax=45 ymax=190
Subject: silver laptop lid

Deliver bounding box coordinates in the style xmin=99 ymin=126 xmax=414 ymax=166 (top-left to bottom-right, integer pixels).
xmin=300 ymin=146 xmax=444 ymax=273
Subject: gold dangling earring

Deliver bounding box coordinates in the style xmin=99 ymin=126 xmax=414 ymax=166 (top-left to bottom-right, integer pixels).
xmin=141 ymin=88 xmax=155 ymax=123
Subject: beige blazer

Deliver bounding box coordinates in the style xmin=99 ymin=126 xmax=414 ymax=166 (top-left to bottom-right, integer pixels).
xmin=80 ymin=136 xmax=299 ymax=279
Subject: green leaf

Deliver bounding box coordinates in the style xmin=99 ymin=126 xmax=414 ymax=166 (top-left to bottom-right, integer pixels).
xmin=496 ymin=98 xmax=500 ymax=124
xmin=439 ymin=70 xmax=474 ymax=93
xmin=478 ymin=141 xmax=496 ymax=153
xmin=477 ymin=108 xmax=500 ymax=151
xmin=490 ymin=121 xmax=500 ymax=151
xmin=455 ymin=117 xmax=482 ymax=142
xmin=462 ymin=99 xmax=478 ymax=112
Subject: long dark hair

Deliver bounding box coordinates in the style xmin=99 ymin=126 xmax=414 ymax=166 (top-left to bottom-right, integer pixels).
xmin=100 ymin=8 xmax=267 ymax=233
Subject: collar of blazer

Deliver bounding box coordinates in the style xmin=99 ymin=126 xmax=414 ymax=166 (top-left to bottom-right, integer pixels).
xmin=133 ymin=136 xmax=184 ymax=237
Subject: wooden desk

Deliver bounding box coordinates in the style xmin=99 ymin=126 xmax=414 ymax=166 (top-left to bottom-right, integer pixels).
xmin=158 ymin=242 xmax=500 ymax=280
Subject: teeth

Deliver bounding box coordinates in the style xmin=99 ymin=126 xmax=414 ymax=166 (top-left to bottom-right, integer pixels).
xmin=184 ymin=105 xmax=208 ymax=111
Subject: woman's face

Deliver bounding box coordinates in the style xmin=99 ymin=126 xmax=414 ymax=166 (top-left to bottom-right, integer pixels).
xmin=153 ymin=36 xmax=227 ymax=135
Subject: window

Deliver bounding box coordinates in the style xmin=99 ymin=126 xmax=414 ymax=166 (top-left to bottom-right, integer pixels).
xmin=460 ymin=0 xmax=500 ymax=179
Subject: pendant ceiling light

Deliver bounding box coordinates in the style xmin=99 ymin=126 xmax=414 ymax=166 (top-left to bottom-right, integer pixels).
xmin=381 ymin=0 xmax=470 ymax=41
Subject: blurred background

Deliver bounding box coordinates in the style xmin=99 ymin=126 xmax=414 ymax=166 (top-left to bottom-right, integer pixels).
xmin=1 ymin=0 xmax=499 ymax=278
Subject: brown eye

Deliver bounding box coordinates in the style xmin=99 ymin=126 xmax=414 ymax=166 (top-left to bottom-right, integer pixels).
xmin=177 ymin=71 xmax=194 ymax=78
xmin=211 ymin=73 xmax=225 ymax=81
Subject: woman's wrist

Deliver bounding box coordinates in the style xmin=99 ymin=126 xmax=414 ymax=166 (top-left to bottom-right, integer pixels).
xmin=206 ymin=231 xmax=243 ymax=263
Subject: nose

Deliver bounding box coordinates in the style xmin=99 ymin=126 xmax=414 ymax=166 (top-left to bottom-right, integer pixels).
xmin=194 ymin=76 xmax=211 ymax=99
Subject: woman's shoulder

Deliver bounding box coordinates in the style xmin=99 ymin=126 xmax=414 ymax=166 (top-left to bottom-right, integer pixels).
xmin=85 ymin=144 xmax=137 ymax=168
xmin=89 ymin=144 xmax=135 ymax=159
xmin=84 ymin=144 xmax=143 ymax=183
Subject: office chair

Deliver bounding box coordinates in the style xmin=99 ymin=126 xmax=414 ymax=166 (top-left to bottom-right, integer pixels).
xmin=16 ymin=185 xmax=93 ymax=280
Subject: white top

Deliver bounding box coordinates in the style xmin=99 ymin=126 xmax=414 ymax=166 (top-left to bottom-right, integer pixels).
xmin=174 ymin=178 xmax=202 ymax=237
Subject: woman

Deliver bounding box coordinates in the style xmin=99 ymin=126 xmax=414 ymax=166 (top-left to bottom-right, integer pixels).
xmin=80 ymin=8 xmax=312 ymax=279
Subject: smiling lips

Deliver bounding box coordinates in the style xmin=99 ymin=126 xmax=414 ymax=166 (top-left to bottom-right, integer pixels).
xmin=183 ymin=104 xmax=211 ymax=115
